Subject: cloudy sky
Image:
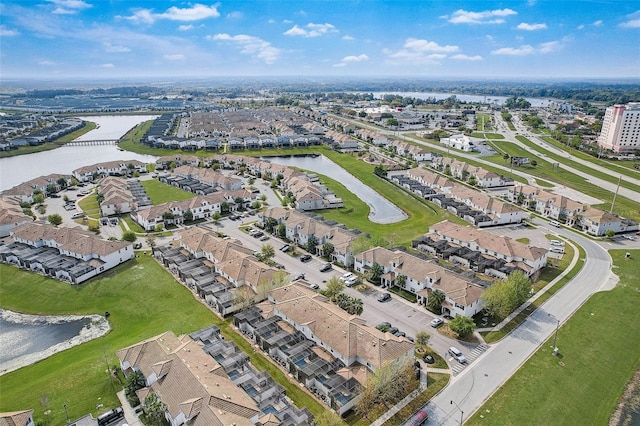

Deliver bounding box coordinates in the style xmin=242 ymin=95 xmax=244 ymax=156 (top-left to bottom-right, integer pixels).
xmin=1 ymin=0 xmax=639 ymax=80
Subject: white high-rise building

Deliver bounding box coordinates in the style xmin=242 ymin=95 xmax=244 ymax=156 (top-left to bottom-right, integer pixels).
xmin=597 ymin=103 xmax=640 ymax=153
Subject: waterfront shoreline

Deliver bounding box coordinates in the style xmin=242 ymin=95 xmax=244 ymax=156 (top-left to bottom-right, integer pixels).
xmin=0 ymin=309 xmax=111 ymax=376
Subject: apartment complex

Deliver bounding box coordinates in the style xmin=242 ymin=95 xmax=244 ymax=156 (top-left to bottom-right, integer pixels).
xmin=597 ymin=103 xmax=640 ymax=153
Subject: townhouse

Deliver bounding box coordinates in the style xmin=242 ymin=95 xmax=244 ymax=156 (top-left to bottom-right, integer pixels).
xmin=72 ymin=160 xmax=146 ymax=182
xmin=1 ymin=222 xmax=133 ymax=284
xmin=433 ymin=158 xmax=513 ymax=188
xmin=414 ymin=220 xmax=548 ymax=279
xmin=0 ymin=196 xmax=34 ymax=237
xmin=353 ymin=246 xmax=486 ymax=318
xmin=1 ymin=173 xmax=73 ymax=203
xmin=171 ymin=165 xmax=244 ymax=191
xmin=97 ymin=176 xmax=138 ymax=216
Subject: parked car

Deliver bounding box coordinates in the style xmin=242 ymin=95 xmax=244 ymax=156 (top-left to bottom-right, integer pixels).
xmin=344 ymin=277 xmax=358 ymax=287
xmin=309 ymin=283 xmax=320 ymax=290
xmin=299 ymin=254 xmax=312 ymax=262
xmin=448 ymin=346 xmax=467 ymax=364
xmin=71 ymin=212 xmax=85 ymax=219
xmin=274 ymin=263 xmax=286 ymax=270
xmin=292 ymin=273 xmax=305 ymax=281
xmin=623 ymin=234 xmax=636 ymax=240
xmin=406 ymin=407 xmax=429 ymax=426
xmin=387 ymin=326 xmax=399 ymax=335
xmin=339 ymin=272 xmax=354 ymax=282
xmin=259 ymin=235 xmax=270 ymax=241
xmin=550 ymin=247 xmax=564 ymax=254
xmin=376 ymin=321 xmax=391 ymax=330
xmin=252 ymin=231 xmax=264 ymax=238
xmin=280 ymin=244 xmax=290 ymax=252
xmin=430 ymin=318 xmax=444 ymax=328
xmin=550 ymin=240 xmax=564 ymax=246
xmin=423 ymin=355 xmax=435 ymax=364
xmin=319 ymin=262 xmax=332 ymax=272
xmin=48 ymin=193 xmax=61 ymax=198
xmin=393 ymin=330 xmax=406 ymax=337
xmin=133 ymin=242 xmax=142 ymax=249
xmin=377 ymin=292 xmax=391 ymax=302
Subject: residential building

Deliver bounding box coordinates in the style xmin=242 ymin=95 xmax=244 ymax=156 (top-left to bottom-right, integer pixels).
xmin=0 ymin=410 xmax=34 ymax=426
xmin=597 ymin=103 xmax=640 ymax=153
xmin=0 ymin=196 xmax=33 ymax=237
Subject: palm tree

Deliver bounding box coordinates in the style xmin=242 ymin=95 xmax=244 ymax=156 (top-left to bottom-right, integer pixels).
xmin=427 ymin=289 xmax=446 ymax=313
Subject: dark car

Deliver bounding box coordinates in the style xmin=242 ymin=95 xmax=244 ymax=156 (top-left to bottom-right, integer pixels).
xmin=299 ymin=254 xmax=312 ymax=262
xmin=292 ymin=273 xmax=305 ymax=281
xmin=48 ymin=193 xmax=61 ymax=198
xmin=405 ymin=407 xmax=429 ymax=426
xmin=387 ymin=326 xmax=399 ymax=335
xmin=423 ymin=355 xmax=435 ymax=364
xmin=377 ymin=293 xmax=391 ymax=302
xmin=319 ymin=262 xmax=332 ymax=272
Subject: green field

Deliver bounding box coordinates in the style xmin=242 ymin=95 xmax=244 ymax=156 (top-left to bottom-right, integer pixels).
xmin=140 ymin=179 xmax=195 ymax=205
xmin=469 ymin=249 xmax=640 ymax=425
xmin=0 ymin=255 xmax=325 ymax=424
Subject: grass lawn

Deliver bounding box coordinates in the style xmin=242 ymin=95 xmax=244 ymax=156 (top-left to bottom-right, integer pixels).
xmin=77 ymin=194 xmax=100 ymax=219
xmin=122 ymin=216 xmax=145 ymax=233
xmin=470 ymin=132 xmax=504 ymax=139
xmin=140 ymin=179 xmax=195 ymax=205
xmin=469 ymin=249 xmax=640 ymax=425
xmin=382 ymin=373 xmax=450 ymax=426
xmin=0 ymin=255 xmax=325 ymax=424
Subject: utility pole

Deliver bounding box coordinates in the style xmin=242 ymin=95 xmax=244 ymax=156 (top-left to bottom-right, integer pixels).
xmin=610 ymin=175 xmax=621 ymax=214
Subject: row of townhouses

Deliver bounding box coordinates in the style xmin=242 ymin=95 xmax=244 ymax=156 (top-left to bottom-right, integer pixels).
xmin=353 ymin=246 xmax=487 ymax=318
xmin=432 ymin=157 xmax=514 ymax=188
xmin=0 ymin=196 xmax=34 ymax=237
xmin=118 ymin=326 xmax=312 ymax=426
xmin=235 ymin=282 xmax=414 ymax=415
xmin=412 ymin=220 xmax=548 ymax=280
xmin=154 ymin=226 xmax=285 ymax=316
xmin=1 ymin=173 xmax=73 ymax=203
xmin=506 ymin=184 xmax=639 ymax=236
xmin=72 ymin=160 xmax=147 ymax=182
xmin=0 ymin=222 xmax=133 ymax=284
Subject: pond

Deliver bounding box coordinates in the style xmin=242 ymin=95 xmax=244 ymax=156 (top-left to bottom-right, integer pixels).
xmin=264 ymin=154 xmax=407 ymax=224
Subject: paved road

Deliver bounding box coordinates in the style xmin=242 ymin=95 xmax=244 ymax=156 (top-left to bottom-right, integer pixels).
xmin=425 ymin=219 xmax=612 ymax=425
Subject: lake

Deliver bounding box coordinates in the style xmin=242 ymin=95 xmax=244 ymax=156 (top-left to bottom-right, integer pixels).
xmin=0 ymin=115 xmax=158 ymax=191
xmin=264 ymin=154 xmax=408 ymax=224
xmin=0 ymin=309 xmax=110 ymax=375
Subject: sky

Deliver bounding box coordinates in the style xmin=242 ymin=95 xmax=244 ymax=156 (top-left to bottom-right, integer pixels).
xmin=1 ymin=0 xmax=639 ymax=81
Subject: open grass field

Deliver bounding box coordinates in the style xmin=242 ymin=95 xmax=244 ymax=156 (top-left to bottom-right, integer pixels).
xmin=0 ymin=255 xmax=326 ymax=424
xmin=469 ymin=249 xmax=640 ymax=425
xmin=77 ymin=194 xmax=100 ymax=219
xmin=140 ymin=179 xmax=195 ymax=205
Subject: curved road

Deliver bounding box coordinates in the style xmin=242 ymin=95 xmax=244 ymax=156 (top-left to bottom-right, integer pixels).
xmin=425 ymin=220 xmax=613 ymax=425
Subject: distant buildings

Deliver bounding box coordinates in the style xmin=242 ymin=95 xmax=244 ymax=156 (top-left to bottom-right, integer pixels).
xmin=597 ymin=103 xmax=640 ymax=153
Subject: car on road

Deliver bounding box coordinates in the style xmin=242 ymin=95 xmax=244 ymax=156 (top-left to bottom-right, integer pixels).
xmin=448 ymin=346 xmax=467 ymax=364
xmin=292 ymin=273 xmax=305 ymax=281
xmin=377 ymin=292 xmax=391 ymax=302
xmin=252 ymin=231 xmax=264 ymax=238
xmin=430 ymin=318 xmax=444 ymax=328
xmin=344 ymin=277 xmax=358 ymax=287
xmin=404 ymin=407 xmax=429 ymax=426
xmin=623 ymin=234 xmax=636 ymax=240
xmin=339 ymin=272 xmax=354 ymax=282
xmin=48 ymin=193 xmax=61 ymax=198
xmin=259 ymin=235 xmax=270 ymax=241
xmin=309 ymin=283 xmax=320 ymax=290
xmin=550 ymin=240 xmax=564 ymax=246
xmin=299 ymin=254 xmax=312 ymax=262
xmin=274 ymin=263 xmax=286 ymax=270
xmin=319 ymin=263 xmax=332 ymax=272
xmin=279 ymin=244 xmax=290 ymax=252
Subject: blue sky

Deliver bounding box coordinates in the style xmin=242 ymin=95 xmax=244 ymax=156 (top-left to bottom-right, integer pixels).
xmin=1 ymin=0 xmax=639 ymax=80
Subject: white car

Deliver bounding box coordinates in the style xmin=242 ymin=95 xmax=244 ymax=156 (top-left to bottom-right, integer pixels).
xmin=430 ymin=318 xmax=444 ymax=328
xmin=623 ymin=234 xmax=636 ymax=241
xmin=344 ymin=277 xmax=358 ymax=287
xmin=448 ymin=346 xmax=467 ymax=364
xmin=339 ymin=272 xmax=354 ymax=282
xmin=550 ymin=247 xmax=564 ymax=254
xmin=550 ymin=240 xmax=564 ymax=246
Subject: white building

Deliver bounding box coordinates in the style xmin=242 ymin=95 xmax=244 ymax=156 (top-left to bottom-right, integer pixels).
xmin=597 ymin=103 xmax=640 ymax=153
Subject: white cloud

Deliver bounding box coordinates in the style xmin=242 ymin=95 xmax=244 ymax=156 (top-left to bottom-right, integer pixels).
xmin=103 ymin=42 xmax=130 ymax=53
xmin=342 ymin=35 xmax=354 ymax=41
xmin=47 ymin=0 xmax=91 ymax=15
xmin=445 ymin=8 xmax=517 ymax=24
xmin=593 ymin=20 xmax=603 ymax=27
xmin=121 ymin=4 xmax=220 ymax=24
xmin=38 ymin=60 xmax=56 ymax=66
xmin=517 ymin=22 xmax=547 ymax=30
xmin=620 ymin=11 xmax=640 ymax=28
xmin=226 ymin=11 xmax=243 ymax=20
xmin=342 ymin=54 xmax=368 ymax=62
xmin=491 ymin=45 xmax=536 ymax=55
xmin=98 ymin=63 xmax=115 ymax=68
xmin=539 ymin=41 xmax=561 ymax=53
xmin=577 ymin=24 xmax=585 ymax=30
xmin=450 ymin=54 xmax=483 ymax=61
xmin=284 ymin=22 xmax=337 ymax=37
xmin=386 ymin=38 xmax=459 ymax=64
xmin=164 ymin=54 xmax=185 ymax=61
xmin=209 ymin=33 xmax=280 ymax=63
xmin=0 ymin=25 xmax=19 ymax=36
xmin=178 ymin=25 xmax=194 ymax=31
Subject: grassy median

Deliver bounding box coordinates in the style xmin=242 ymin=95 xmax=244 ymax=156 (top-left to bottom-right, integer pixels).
xmin=468 ymin=249 xmax=640 ymax=425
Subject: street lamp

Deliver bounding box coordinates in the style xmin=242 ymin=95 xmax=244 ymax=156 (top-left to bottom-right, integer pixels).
xmin=548 ymin=313 xmax=560 ymax=356
xmin=450 ymin=400 xmax=464 ymax=426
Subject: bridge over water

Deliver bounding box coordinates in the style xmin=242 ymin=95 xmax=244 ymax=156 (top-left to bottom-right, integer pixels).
xmin=65 ymin=139 xmax=119 ymax=146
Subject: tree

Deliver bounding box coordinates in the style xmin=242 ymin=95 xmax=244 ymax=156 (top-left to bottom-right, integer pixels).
xmin=47 ymin=213 xmax=63 ymax=226
xmin=321 ymin=242 xmax=334 ymax=259
xmin=449 ymin=316 xmax=475 ymax=337
xmin=324 ymin=277 xmax=344 ymax=301
xmin=260 ymin=244 xmax=275 ymax=261
xmin=122 ymin=231 xmax=137 ymax=242
xmin=183 ymin=209 xmax=193 ymax=222
xmin=427 ymin=289 xmax=446 ymax=313
xmin=220 ymin=201 xmax=230 ymax=214
xmin=416 ymin=331 xmax=430 ymax=346
xmin=141 ymin=392 xmax=168 ymax=426
xmin=369 ymin=262 xmax=384 ymax=285
xmin=468 ymin=175 xmax=477 ymax=186
xmin=355 ymin=358 xmax=418 ymax=418
xmin=306 ymin=235 xmax=319 ymax=254
xmin=386 ymin=118 xmax=399 ymax=127
xmin=605 ymin=229 xmax=616 ymax=239
xmin=33 ymin=193 xmax=45 ymax=205
xmin=232 ymin=286 xmax=256 ymax=311
xmin=395 ymin=274 xmax=406 ymax=289
xmin=256 ymin=271 xmax=289 ymax=300
xmin=277 ymin=223 xmax=287 ymax=239
xmin=482 ymin=271 xmax=531 ymax=318
xmin=124 ymin=370 xmax=145 ymax=407
xmin=374 ymin=165 xmax=387 ymax=177
xmin=264 ymin=217 xmax=278 ymax=234
xmin=251 ymin=200 xmax=262 ymax=210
